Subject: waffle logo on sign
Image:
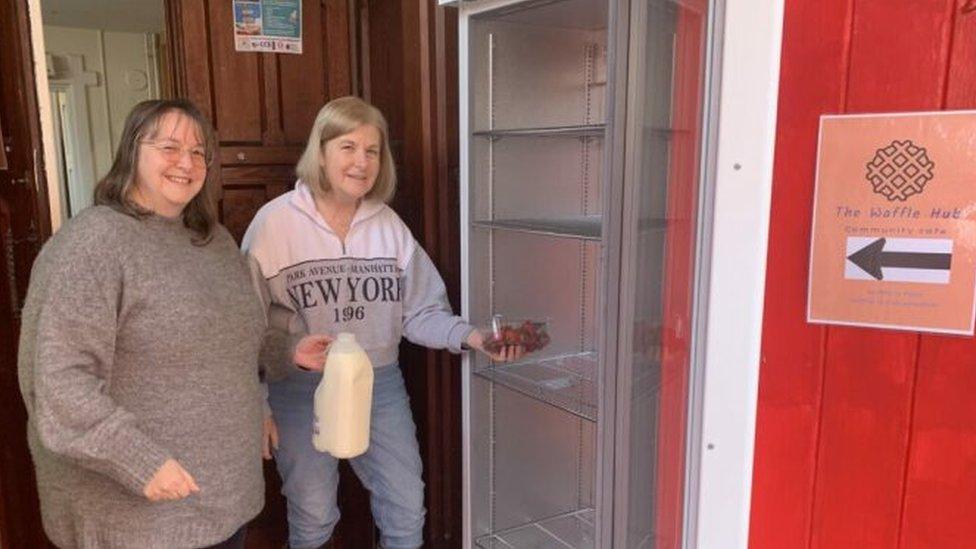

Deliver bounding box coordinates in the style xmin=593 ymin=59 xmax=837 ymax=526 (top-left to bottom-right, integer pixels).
xmin=865 ymin=140 xmax=935 ymax=202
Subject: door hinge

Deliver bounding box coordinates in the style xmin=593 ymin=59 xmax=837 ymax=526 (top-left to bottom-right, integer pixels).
xmin=5 ymin=222 xmax=39 ymax=320
xmin=5 ymin=226 xmax=19 ymax=320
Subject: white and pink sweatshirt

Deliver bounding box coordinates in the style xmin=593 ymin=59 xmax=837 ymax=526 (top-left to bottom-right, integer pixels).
xmin=242 ymin=181 xmax=474 ymax=377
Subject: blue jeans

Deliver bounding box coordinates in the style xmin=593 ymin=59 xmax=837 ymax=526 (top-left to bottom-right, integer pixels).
xmin=268 ymin=363 xmax=426 ymax=549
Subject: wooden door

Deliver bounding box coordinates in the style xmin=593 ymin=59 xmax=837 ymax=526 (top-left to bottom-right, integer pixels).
xmin=165 ymin=1 xmax=373 ymax=546
xmin=164 ymin=2 xmax=463 ymax=547
xmin=365 ymin=2 xmax=463 ymax=546
xmin=0 ymin=0 xmax=460 ymax=546
xmin=0 ymin=0 xmax=54 ymax=547
xmin=166 ymin=0 xmax=356 ymax=242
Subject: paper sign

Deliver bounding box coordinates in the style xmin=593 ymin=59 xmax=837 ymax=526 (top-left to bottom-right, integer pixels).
xmin=234 ymin=0 xmax=302 ymax=54
xmin=807 ymin=111 xmax=976 ymax=335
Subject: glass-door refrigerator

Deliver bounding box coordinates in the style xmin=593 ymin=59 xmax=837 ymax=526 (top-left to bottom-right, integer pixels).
xmin=456 ymin=0 xmax=713 ymax=546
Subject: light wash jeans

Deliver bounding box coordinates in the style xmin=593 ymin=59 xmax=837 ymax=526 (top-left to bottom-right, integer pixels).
xmin=268 ymin=363 xmax=426 ymax=549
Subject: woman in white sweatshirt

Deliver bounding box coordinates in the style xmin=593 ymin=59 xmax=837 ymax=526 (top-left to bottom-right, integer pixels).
xmin=242 ymin=97 xmax=514 ymax=549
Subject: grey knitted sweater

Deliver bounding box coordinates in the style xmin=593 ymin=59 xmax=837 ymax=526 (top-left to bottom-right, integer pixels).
xmin=17 ymin=206 xmax=265 ymax=549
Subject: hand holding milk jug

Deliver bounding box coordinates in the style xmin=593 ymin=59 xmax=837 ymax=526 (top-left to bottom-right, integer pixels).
xmin=313 ymin=332 xmax=374 ymax=458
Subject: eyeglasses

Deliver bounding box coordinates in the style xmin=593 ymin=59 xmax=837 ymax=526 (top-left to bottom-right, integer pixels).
xmin=140 ymin=140 xmax=211 ymax=167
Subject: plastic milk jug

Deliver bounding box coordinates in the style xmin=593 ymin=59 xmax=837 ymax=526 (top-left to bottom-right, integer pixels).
xmin=313 ymin=332 xmax=374 ymax=458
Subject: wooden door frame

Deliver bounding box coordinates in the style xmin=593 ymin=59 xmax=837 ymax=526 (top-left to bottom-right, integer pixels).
xmin=401 ymin=2 xmax=462 ymax=545
xmin=0 ymin=0 xmax=53 ymax=546
xmin=344 ymin=1 xmax=465 ymax=546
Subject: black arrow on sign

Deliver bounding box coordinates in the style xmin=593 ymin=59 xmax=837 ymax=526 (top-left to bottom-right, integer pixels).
xmin=847 ymin=238 xmax=952 ymax=281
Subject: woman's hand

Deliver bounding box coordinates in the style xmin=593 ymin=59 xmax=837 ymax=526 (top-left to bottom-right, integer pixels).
xmin=466 ymin=329 xmax=524 ymax=362
xmin=263 ymin=415 xmax=279 ymax=460
xmin=143 ymin=458 xmax=200 ymax=501
xmin=293 ymin=334 xmax=333 ymax=371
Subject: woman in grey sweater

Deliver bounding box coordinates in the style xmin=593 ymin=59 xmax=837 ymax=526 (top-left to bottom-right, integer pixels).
xmin=17 ymin=99 xmax=265 ymax=548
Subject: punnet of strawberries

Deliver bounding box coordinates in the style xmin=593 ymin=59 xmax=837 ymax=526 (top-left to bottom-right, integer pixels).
xmin=482 ymin=318 xmax=551 ymax=354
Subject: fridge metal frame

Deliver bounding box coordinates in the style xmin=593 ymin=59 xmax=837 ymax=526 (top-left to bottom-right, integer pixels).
xmin=453 ymin=0 xmax=785 ymax=546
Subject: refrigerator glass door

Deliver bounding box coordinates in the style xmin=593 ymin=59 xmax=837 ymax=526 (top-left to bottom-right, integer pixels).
xmin=462 ymin=0 xmax=714 ymax=546
xmin=614 ymin=0 xmax=711 ymax=547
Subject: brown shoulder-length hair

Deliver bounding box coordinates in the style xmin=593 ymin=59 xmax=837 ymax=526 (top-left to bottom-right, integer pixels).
xmin=296 ymin=96 xmax=397 ymax=203
xmin=93 ymin=99 xmax=218 ymax=244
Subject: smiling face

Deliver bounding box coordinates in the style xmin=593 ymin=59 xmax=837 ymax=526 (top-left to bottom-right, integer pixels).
xmin=320 ymin=124 xmax=381 ymax=204
xmin=132 ymin=111 xmax=208 ymax=218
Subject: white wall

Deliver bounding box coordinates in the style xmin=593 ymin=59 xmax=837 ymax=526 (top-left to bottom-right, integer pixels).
xmin=43 ymin=25 xmax=157 ymax=215
xmin=103 ymin=31 xmax=158 ymax=150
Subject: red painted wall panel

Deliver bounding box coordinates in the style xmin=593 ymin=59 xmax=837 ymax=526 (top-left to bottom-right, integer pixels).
xmin=753 ymin=1 xmax=976 ymax=548
xmin=844 ymin=1 xmax=955 ymax=112
xmin=899 ymin=339 xmax=976 ymax=548
xmin=748 ymin=1 xmax=850 ymax=547
xmin=807 ymin=8 xmax=954 ymax=544
xmin=945 ymin=3 xmax=976 ymax=108
xmin=811 ymin=331 xmax=920 ymax=548
xmin=899 ymin=10 xmax=976 ymax=546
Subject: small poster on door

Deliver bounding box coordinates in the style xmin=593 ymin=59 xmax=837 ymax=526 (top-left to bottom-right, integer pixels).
xmin=807 ymin=110 xmax=976 ymax=335
xmin=233 ymin=0 xmax=302 ymax=54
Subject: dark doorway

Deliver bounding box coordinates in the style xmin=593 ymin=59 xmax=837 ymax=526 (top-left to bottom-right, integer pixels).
xmin=0 ymin=1 xmax=461 ymax=548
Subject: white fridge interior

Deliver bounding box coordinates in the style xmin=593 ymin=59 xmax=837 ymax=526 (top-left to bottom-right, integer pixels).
xmin=456 ymin=0 xmax=780 ymax=546
xmin=465 ymin=0 xmax=609 ymax=547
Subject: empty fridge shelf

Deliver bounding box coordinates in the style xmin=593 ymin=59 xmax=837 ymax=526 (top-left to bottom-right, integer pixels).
xmin=471 ymin=216 xmax=602 ymax=240
xmin=474 ymin=508 xmax=596 ymax=549
xmin=473 ymin=352 xmax=597 ymax=421
xmin=473 ymin=123 xmax=605 ymax=139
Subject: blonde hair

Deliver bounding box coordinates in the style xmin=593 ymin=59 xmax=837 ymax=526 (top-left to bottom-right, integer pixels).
xmin=296 ymin=96 xmax=396 ymax=203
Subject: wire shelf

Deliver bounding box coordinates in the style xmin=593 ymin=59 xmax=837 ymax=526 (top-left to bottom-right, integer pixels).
xmin=472 ymin=216 xmax=602 ymax=240
xmin=474 ymin=352 xmax=597 ymax=421
xmin=475 ymin=508 xmax=596 ymax=549
xmin=473 ymin=124 xmax=606 ymax=139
